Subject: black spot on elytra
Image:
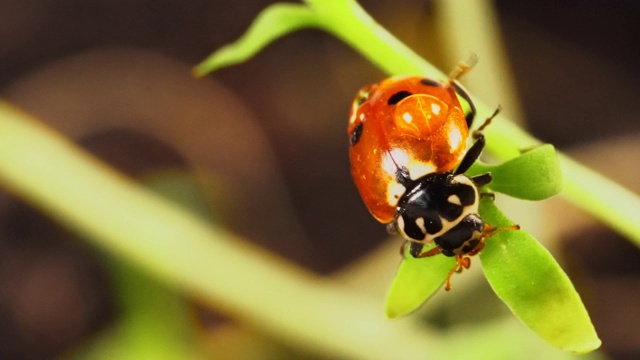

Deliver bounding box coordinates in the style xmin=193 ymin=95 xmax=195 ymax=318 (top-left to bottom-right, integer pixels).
xmin=420 ymin=78 xmax=442 ymax=87
xmin=388 ymin=91 xmax=412 ymax=105
xmin=349 ymin=122 xmax=363 ymax=146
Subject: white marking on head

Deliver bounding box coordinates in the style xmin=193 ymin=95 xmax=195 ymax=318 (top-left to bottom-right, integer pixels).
xmin=396 ymin=216 xmax=405 ymax=235
xmin=419 ymin=175 xmax=481 ymax=241
xmin=415 ymin=217 xmax=427 ymax=235
xmin=448 ymin=194 xmax=461 ymax=206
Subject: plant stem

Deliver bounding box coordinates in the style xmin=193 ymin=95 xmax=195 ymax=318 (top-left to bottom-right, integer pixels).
xmin=0 ymin=101 xmax=441 ymax=360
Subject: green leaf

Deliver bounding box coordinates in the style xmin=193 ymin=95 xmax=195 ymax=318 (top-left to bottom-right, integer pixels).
xmin=193 ymin=3 xmax=319 ymax=76
xmin=469 ymin=144 xmax=562 ymax=200
xmin=478 ymin=198 xmax=601 ymax=353
xmin=385 ymin=243 xmax=455 ymax=319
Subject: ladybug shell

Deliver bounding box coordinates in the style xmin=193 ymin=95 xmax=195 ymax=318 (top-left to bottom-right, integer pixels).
xmin=348 ymin=76 xmax=470 ymax=224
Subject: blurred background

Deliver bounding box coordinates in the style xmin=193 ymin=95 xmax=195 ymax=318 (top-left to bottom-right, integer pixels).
xmin=0 ymin=0 xmax=639 ymax=359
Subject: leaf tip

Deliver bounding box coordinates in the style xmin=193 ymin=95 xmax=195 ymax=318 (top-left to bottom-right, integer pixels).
xmin=565 ymin=335 xmax=602 ymax=354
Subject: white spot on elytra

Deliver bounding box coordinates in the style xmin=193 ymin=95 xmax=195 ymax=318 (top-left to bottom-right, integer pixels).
xmin=447 ymin=126 xmax=463 ymax=152
xmin=382 ymin=149 xmax=409 ymax=176
xmin=430 ymin=103 xmax=441 ymax=115
xmin=407 ymin=161 xmax=437 ymax=180
xmin=386 ymin=181 xmax=406 ymax=205
xmin=402 ymin=112 xmax=413 ymax=123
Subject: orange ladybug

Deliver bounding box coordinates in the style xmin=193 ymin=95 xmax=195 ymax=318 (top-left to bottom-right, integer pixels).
xmin=347 ymin=69 xmax=517 ymax=291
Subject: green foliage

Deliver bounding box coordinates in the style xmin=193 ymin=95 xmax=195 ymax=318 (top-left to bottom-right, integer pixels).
xmin=479 ymin=199 xmax=600 ymax=353
xmin=468 ymin=144 xmax=563 ymax=200
xmin=386 ymin=145 xmax=599 ymax=352
xmin=385 ymin=243 xmax=455 ymax=318
xmin=194 ymin=4 xmax=319 ymax=77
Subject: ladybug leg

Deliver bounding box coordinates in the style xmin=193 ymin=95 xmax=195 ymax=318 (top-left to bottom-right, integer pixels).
xmin=400 ymin=241 xmax=426 ymax=258
xmin=401 ymin=241 xmax=434 ymax=259
xmin=479 ymin=192 xmax=495 ymax=200
xmin=471 ymin=173 xmax=493 ymax=188
xmin=452 ymin=82 xmax=476 ymax=128
xmin=481 ymin=223 xmax=521 ymax=242
xmin=413 ymin=244 xmax=441 ymax=258
xmin=467 ymin=238 xmax=486 ymax=256
xmin=472 ymin=105 xmax=502 ymax=139
xmin=455 ymin=106 xmax=502 ymax=175
xmin=445 ymin=255 xmax=472 ymax=291
xmin=399 ymin=240 xmax=408 ymax=256
xmin=454 ymin=135 xmax=485 ymax=175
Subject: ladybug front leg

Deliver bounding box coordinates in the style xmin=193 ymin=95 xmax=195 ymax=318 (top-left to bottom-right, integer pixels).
xmin=445 ymin=255 xmax=473 ymax=291
xmin=411 ymin=245 xmax=466 ymax=292
xmin=409 ymin=243 xmax=441 ymax=258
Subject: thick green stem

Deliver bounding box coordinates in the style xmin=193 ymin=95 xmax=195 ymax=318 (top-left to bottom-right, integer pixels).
xmin=0 ymin=101 xmax=440 ymax=360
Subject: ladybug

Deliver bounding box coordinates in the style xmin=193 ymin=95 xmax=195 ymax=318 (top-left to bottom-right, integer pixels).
xmin=347 ymin=68 xmax=518 ymax=291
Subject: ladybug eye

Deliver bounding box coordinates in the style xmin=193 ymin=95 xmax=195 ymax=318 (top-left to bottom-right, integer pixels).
xmin=388 ymin=91 xmax=412 ymax=105
xmin=420 ymin=78 xmax=442 ymax=87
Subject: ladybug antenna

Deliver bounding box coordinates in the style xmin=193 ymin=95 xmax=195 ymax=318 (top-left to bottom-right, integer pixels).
xmin=448 ymin=53 xmax=478 ymax=83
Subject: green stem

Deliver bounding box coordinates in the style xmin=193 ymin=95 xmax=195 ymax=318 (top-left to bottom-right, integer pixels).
xmin=559 ymin=154 xmax=640 ymax=244
xmin=313 ymin=0 xmax=438 ymax=76
xmin=0 ymin=101 xmax=441 ymax=360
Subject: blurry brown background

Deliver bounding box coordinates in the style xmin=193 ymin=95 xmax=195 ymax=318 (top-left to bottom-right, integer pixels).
xmin=0 ymin=0 xmax=639 ymax=359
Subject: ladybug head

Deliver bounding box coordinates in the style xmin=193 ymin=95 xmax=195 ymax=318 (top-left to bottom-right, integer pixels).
xmin=393 ymin=172 xmax=484 ymax=256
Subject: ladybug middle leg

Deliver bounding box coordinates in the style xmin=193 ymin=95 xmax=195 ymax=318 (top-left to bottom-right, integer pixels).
xmin=472 ymin=105 xmax=502 ymax=139
xmin=454 ymin=105 xmax=502 ymax=176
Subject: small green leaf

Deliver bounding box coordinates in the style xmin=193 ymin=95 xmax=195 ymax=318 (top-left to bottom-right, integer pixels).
xmin=469 ymin=144 xmax=562 ymax=200
xmin=479 ymin=199 xmax=601 ymax=353
xmin=194 ymin=3 xmax=319 ymax=76
xmin=385 ymin=243 xmax=455 ymax=319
